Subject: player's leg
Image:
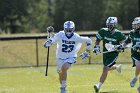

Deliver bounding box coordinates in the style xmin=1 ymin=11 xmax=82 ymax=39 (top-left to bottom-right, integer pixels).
xmin=59 ymin=62 xmax=71 ymax=87
xmin=108 ymin=64 xmax=122 ymax=73
xmin=138 ymin=77 xmax=140 ymax=93
xmin=94 ymin=66 xmax=108 ymax=92
xmin=94 ymin=55 xmax=110 ymax=92
xmin=59 ymin=62 xmax=71 ymax=93
xmin=94 ymin=54 xmax=118 ymax=92
xmin=136 ymin=61 xmax=140 ymax=92
xmin=130 ymin=59 xmax=140 ymax=87
xmin=57 ymin=58 xmax=76 ymax=93
xmin=135 ymin=60 xmax=140 ymax=77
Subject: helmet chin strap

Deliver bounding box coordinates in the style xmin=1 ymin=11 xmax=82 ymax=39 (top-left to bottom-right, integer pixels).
xmin=65 ymin=32 xmax=74 ymax=38
xmin=108 ymin=27 xmax=115 ymax=34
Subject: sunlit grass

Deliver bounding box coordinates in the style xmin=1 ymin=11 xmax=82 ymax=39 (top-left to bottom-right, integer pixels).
xmin=0 ymin=64 xmax=138 ymax=93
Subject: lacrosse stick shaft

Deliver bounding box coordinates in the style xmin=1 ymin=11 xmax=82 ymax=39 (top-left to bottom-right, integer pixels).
xmin=45 ymin=47 xmax=50 ymax=76
xmin=45 ymin=30 xmax=51 ymax=76
xmin=102 ymin=50 xmax=116 ymax=54
xmin=45 ymin=26 xmax=54 ymax=76
xmin=94 ymin=50 xmax=115 ymax=55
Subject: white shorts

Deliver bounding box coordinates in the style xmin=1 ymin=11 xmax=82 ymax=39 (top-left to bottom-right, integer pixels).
xmin=56 ymin=57 xmax=76 ymax=73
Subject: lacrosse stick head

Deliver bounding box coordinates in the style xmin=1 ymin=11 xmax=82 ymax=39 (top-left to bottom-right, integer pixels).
xmin=46 ymin=26 xmax=54 ymax=39
xmin=105 ymin=43 xmax=116 ymax=51
xmin=47 ymin=26 xmax=54 ymax=32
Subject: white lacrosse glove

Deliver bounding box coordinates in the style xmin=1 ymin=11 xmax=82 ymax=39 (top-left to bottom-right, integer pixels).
xmin=43 ymin=39 xmax=53 ymax=48
xmin=80 ymin=51 xmax=89 ymax=60
xmin=93 ymin=45 xmax=100 ymax=53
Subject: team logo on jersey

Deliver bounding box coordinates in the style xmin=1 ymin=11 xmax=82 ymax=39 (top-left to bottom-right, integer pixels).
xmin=61 ymin=40 xmax=75 ymax=53
xmin=62 ymin=40 xmax=75 ymax=44
xmin=134 ymin=38 xmax=140 ymax=42
xmin=104 ymin=37 xmax=117 ymax=42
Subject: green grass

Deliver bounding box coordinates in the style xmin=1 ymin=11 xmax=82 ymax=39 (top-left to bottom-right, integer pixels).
xmin=0 ymin=64 xmax=138 ymax=93
xmin=0 ymin=32 xmax=136 ymax=93
xmin=0 ymin=37 xmax=132 ymax=67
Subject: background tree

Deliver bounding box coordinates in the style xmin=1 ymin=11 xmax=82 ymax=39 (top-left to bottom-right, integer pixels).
xmin=27 ymin=0 xmax=54 ymax=33
xmin=0 ymin=0 xmax=139 ymax=33
xmin=53 ymin=0 xmax=104 ymax=31
xmin=0 ymin=0 xmax=29 ymax=33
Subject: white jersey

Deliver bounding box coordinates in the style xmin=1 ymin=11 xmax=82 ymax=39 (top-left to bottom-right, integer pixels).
xmin=50 ymin=31 xmax=92 ymax=59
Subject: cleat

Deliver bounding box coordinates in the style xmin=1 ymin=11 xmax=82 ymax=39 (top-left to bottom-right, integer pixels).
xmin=94 ymin=85 xmax=99 ymax=93
xmin=130 ymin=77 xmax=138 ymax=87
xmin=60 ymin=87 xmax=66 ymax=93
xmin=137 ymin=86 xmax=140 ymax=93
xmin=116 ymin=64 xmax=122 ymax=73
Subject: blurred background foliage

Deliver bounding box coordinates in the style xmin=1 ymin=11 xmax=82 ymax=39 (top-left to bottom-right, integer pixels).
xmin=0 ymin=0 xmax=139 ymax=33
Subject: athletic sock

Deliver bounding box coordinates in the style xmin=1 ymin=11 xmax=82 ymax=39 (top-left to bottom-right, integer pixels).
xmin=97 ymin=82 xmax=102 ymax=89
xmin=134 ymin=76 xmax=138 ymax=79
xmin=61 ymin=80 xmax=66 ymax=88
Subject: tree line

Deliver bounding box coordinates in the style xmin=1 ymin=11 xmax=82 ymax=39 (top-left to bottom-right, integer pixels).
xmin=0 ymin=0 xmax=138 ymax=33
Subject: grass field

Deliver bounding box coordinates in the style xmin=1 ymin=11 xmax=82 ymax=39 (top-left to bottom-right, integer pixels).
xmin=0 ymin=36 xmax=132 ymax=67
xmin=0 ymin=64 xmax=138 ymax=93
xmin=0 ymin=32 xmax=137 ymax=93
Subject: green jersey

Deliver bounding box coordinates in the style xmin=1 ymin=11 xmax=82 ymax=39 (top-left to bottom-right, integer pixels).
xmin=128 ymin=30 xmax=140 ymax=66
xmin=96 ymin=28 xmax=126 ymax=52
xmin=96 ymin=28 xmax=126 ymax=67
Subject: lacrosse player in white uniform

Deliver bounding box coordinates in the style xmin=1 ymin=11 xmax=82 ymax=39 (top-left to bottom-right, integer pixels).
xmin=44 ymin=21 xmax=92 ymax=93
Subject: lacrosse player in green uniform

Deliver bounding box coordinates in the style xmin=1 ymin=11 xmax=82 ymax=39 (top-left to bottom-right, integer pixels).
xmin=120 ymin=17 xmax=140 ymax=92
xmin=93 ymin=17 xmax=126 ymax=92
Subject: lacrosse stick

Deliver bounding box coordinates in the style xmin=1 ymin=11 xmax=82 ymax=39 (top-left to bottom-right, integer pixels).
xmin=102 ymin=43 xmax=119 ymax=53
xmin=102 ymin=43 xmax=134 ymax=53
xmin=45 ymin=26 xmax=54 ymax=76
xmin=95 ymin=43 xmax=122 ymax=54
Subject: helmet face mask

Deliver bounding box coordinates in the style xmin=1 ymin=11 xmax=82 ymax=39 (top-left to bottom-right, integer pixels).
xmin=106 ymin=23 xmax=115 ymax=31
xmin=106 ymin=17 xmax=118 ymax=32
xmin=132 ymin=17 xmax=140 ymax=31
xmin=64 ymin=21 xmax=75 ymax=37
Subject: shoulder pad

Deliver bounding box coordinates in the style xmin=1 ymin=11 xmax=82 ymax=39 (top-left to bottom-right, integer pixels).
xmin=130 ymin=29 xmax=135 ymax=33
xmin=100 ymin=28 xmax=108 ymax=31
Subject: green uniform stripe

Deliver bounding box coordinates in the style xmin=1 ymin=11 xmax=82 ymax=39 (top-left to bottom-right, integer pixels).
xmin=107 ymin=56 xmax=118 ymax=67
xmin=132 ymin=57 xmax=139 ymax=62
xmin=96 ymin=33 xmax=102 ymax=39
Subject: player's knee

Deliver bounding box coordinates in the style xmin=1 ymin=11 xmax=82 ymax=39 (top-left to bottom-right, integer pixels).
xmin=62 ymin=63 xmax=70 ymax=71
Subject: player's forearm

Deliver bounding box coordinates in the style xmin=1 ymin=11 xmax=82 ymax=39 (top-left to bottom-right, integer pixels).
xmin=95 ymin=39 xmax=100 ymax=46
xmin=85 ymin=38 xmax=92 ymax=52
xmin=124 ymin=37 xmax=131 ymax=45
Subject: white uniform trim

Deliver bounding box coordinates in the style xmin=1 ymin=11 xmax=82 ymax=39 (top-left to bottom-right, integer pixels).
xmin=132 ymin=57 xmax=139 ymax=62
xmin=96 ymin=33 xmax=102 ymax=40
xmin=107 ymin=56 xmax=118 ymax=67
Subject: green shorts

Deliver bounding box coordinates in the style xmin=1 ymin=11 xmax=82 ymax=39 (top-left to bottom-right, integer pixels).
xmin=103 ymin=52 xmax=118 ymax=67
xmin=131 ymin=53 xmax=140 ymax=67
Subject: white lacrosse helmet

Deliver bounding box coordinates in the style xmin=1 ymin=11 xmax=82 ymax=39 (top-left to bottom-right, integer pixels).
xmin=132 ymin=17 xmax=140 ymax=31
xmin=106 ymin=17 xmax=118 ymax=31
xmin=64 ymin=21 xmax=75 ymax=36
